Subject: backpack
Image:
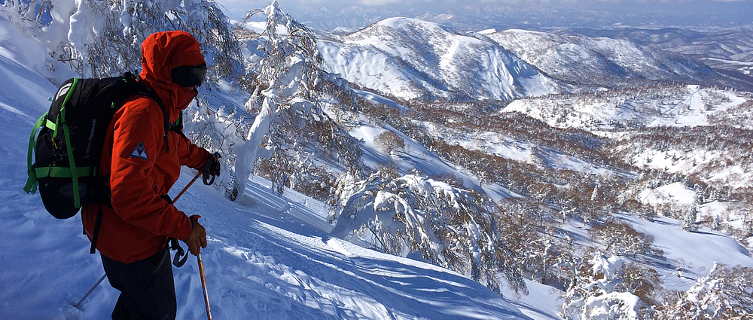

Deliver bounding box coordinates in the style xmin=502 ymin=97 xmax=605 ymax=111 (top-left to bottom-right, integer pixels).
xmin=23 ymin=72 xmax=170 ymax=219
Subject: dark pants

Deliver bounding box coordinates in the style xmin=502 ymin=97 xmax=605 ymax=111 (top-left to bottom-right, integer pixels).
xmin=101 ymin=247 xmax=177 ymax=320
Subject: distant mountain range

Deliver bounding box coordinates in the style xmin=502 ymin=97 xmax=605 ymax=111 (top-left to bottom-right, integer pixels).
xmin=561 ymin=26 xmax=753 ymax=89
xmin=315 ymin=18 xmax=753 ymax=102
xmin=317 ymin=17 xmax=557 ymax=102
xmin=486 ymin=29 xmax=741 ymax=90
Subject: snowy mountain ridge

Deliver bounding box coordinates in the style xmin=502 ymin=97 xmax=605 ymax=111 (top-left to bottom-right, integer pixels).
xmin=317 ymin=17 xmax=558 ymax=101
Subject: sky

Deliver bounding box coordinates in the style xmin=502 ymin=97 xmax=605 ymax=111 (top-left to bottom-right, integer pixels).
xmin=214 ymin=0 xmax=753 ymax=31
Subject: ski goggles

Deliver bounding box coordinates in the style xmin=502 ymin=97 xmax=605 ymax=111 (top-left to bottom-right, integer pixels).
xmin=171 ymin=63 xmax=207 ymax=88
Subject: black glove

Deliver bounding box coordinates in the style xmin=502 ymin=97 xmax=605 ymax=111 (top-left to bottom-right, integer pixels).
xmin=202 ymin=152 xmax=221 ymax=185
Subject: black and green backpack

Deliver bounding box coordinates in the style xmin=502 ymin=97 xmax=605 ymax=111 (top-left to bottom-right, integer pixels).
xmin=23 ymin=72 xmax=169 ymax=219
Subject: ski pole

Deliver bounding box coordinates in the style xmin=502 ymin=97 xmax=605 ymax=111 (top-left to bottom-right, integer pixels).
xmin=72 ymin=274 xmax=107 ymax=310
xmin=198 ymin=253 xmax=213 ymax=320
xmin=173 ymin=171 xmax=202 ymax=203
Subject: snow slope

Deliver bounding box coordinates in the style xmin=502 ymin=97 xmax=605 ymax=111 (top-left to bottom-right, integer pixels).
xmin=502 ymin=85 xmax=753 ymax=131
xmin=0 ymin=15 xmax=532 ymax=320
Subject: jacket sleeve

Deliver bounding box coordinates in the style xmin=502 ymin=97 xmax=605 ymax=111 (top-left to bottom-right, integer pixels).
xmin=175 ymin=134 xmax=211 ymax=170
xmin=108 ymin=98 xmax=193 ymax=241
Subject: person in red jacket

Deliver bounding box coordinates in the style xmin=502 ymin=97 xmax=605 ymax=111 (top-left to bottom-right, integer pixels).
xmin=81 ymin=31 xmax=218 ymax=320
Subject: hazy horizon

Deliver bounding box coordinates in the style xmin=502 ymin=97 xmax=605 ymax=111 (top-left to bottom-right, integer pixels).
xmin=215 ymin=0 xmax=753 ymax=31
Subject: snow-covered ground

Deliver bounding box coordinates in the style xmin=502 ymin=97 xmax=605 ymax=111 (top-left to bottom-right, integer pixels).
xmin=503 ymin=85 xmax=753 ymax=132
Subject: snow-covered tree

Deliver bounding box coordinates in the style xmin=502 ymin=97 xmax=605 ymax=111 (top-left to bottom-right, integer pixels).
xmin=658 ymin=263 xmax=753 ymax=319
xmin=561 ymin=251 xmax=658 ymax=320
xmin=1 ymin=0 xmax=241 ymax=80
xmin=231 ymin=1 xmax=363 ymax=201
xmin=329 ymin=168 xmax=527 ymax=294
xmin=683 ymin=205 xmax=699 ymax=232
xmin=712 ymin=215 xmax=721 ymax=231
xmin=374 ymin=130 xmax=405 ymax=154
xmin=589 ymin=219 xmax=658 ymax=258
xmin=521 ymin=230 xmax=575 ymax=289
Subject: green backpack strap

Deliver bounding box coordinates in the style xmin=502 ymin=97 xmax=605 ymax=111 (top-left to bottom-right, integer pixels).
xmin=58 ymin=94 xmax=83 ymax=208
xmin=23 ymin=113 xmax=49 ymax=194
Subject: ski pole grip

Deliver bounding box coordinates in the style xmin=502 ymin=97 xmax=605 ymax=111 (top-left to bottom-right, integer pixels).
xmin=202 ymin=152 xmax=221 ymax=185
xmin=202 ymin=170 xmax=215 ymax=186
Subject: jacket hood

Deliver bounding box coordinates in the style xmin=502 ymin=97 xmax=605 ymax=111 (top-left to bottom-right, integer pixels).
xmin=139 ymin=31 xmax=206 ymax=122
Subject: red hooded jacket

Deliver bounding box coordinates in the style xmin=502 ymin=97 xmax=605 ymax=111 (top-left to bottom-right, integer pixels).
xmin=81 ymin=31 xmax=211 ymax=264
